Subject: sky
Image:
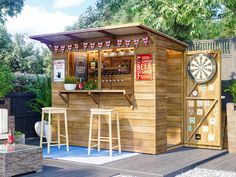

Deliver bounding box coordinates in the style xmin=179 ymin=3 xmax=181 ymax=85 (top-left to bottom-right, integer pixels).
xmin=5 ymin=0 xmax=97 ymax=36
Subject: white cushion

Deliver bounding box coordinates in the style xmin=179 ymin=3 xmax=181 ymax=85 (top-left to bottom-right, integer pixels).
xmin=0 ymin=109 xmax=8 ymax=134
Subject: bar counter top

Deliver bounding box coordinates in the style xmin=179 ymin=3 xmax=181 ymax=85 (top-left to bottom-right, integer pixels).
xmin=58 ymin=89 xmax=133 ymax=108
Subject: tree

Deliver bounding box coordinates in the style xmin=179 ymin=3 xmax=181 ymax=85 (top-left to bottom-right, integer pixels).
xmin=66 ymin=0 xmax=236 ymax=42
xmin=2 ymin=33 xmax=51 ymax=74
xmin=0 ymin=64 xmax=15 ymax=98
xmin=0 ymin=0 xmax=24 ymax=23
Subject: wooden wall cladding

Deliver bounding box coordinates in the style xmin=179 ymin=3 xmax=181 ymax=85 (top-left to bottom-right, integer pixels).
xmin=166 ymin=50 xmax=184 ymax=146
xmin=52 ymin=43 xmax=157 ymax=154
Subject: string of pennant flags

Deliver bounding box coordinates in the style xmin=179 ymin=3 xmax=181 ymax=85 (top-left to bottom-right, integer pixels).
xmin=50 ymin=37 xmax=149 ymax=53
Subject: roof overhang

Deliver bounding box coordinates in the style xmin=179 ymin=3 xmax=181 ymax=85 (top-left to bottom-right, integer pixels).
xmin=30 ymin=23 xmax=188 ymax=47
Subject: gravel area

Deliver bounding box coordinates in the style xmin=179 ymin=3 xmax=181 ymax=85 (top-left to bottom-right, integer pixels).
xmin=176 ymin=168 xmax=236 ymax=177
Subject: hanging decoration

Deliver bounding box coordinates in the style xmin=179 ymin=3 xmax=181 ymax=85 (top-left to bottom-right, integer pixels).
xmin=125 ymin=40 xmax=131 ymax=47
xmin=143 ymin=37 xmax=149 ymax=46
xmin=105 ymin=41 xmax=111 ymax=48
xmin=54 ymin=45 xmax=59 ymax=53
xmin=47 ymin=44 xmax=53 ymax=51
xmin=60 ymin=45 xmax=65 ymax=52
xmin=134 ymin=39 xmax=140 ymax=48
xmin=83 ymin=42 xmax=88 ymax=49
xmin=67 ymin=45 xmax=73 ymax=51
xmin=90 ymin=43 xmax=96 ymax=50
xmin=98 ymin=42 xmax=103 ymax=49
xmin=51 ymin=37 xmax=150 ymax=52
xmin=74 ymin=43 xmax=79 ymax=50
xmin=117 ymin=40 xmax=123 ymax=47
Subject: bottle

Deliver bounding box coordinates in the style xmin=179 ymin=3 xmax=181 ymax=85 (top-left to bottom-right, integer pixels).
xmin=8 ymin=129 xmax=14 ymax=145
xmin=78 ymin=78 xmax=84 ymax=90
xmin=90 ymin=58 xmax=97 ymax=70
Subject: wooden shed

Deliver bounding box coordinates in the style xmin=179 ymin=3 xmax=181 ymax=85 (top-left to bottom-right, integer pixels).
xmin=30 ymin=23 xmax=223 ymax=154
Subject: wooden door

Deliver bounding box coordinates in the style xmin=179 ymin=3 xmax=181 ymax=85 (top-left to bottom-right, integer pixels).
xmin=184 ymin=50 xmax=222 ymax=149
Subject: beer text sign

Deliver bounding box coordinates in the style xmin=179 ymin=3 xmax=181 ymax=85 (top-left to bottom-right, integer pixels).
xmin=136 ymin=54 xmax=152 ymax=80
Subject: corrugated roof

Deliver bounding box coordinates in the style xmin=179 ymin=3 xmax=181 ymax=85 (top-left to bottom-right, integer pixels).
xmin=30 ymin=23 xmax=188 ymax=47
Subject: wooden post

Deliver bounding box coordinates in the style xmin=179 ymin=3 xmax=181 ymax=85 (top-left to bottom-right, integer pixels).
xmin=98 ymin=50 xmax=102 ymax=90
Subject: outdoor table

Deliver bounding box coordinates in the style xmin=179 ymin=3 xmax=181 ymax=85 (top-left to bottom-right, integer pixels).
xmin=0 ymin=144 xmax=43 ymax=177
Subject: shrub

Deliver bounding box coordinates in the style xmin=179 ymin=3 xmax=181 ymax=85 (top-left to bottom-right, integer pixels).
xmin=224 ymin=80 xmax=236 ymax=103
xmin=0 ymin=65 xmax=15 ymax=98
xmin=14 ymin=72 xmax=37 ymax=93
xmin=24 ymin=75 xmax=51 ymax=113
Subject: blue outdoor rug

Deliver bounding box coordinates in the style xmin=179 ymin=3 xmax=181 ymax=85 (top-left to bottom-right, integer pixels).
xmin=43 ymin=145 xmax=139 ymax=165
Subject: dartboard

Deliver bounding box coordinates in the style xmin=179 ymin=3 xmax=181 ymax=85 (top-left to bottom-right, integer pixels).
xmin=188 ymin=54 xmax=217 ymax=84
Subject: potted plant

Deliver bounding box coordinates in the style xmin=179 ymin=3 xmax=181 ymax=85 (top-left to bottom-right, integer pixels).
xmin=64 ymin=77 xmax=77 ymax=90
xmin=24 ymin=75 xmax=52 ymax=141
xmin=224 ymin=80 xmax=236 ymax=153
xmin=0 ymin=65 xmax=15 ymax=112
xmin=84 ymin=80 xmax=97 ymax=90
xmin=14 ymin=131 xmax=25 ymax=144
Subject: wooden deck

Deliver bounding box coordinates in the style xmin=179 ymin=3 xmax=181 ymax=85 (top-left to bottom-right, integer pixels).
xmin=198 ymin=153 xmax=236 ymax=172
xmin=19 ymin=139 xmax=228 ymax=177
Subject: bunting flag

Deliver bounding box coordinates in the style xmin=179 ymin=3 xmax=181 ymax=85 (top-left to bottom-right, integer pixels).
xmin=67 ymin=45 xmax=73 ymax=51
xmin=54 ymin=45 xmax=59 ymax=52
xmin=116 ymin=40 xmax=123 ymax=47
xmin=60 ymin=45 xmax=66 ymax=52
xmin=105 ymin=41 xmax=111 ymax=48
xmin=98 ymin=42 xmax=103 ymax=49
xmin=47 ymin=44 xmax=53 ymax=50
xmin=83 ymin=42 xmax=88 ymax=49
xmin=125 ymin=40 xmax=131 ymax=47
xmin=90 ymin=43 xmax=96 ymax=50
xmin=74 ymin=43 xmax=79 ymax=50
xmin=143 ymin=37 xmax=149 ymax=46
xmin=134 ymin=39 xmax=140 ymax=48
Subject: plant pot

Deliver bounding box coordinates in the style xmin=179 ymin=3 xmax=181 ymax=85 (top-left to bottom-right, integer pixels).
xmin=34 ymin=121 xmax=52 ymax=142
xmin=14 ymin=134 xmax=25 ymax=144
xmin=64 ymin=84 xmax=77 ymax=91
xmin=226 ymin=103 xmax=236 ymax=153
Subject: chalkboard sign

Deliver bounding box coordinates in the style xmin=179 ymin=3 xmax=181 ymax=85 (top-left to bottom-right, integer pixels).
xmin=74 ymin=52 xmax=88 ymax=81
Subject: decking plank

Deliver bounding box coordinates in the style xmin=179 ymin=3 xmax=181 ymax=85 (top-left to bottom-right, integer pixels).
xmin=21 ymin=139 xmax=228 ymax=177
xmin=199 ymin=153 xmax=236 ymax=172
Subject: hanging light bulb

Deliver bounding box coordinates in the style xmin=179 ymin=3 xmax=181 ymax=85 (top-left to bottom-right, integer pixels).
xmin=111 ymin=50 xmax=116 ymax=57
xmin=103 ymin=51 xmax=108 ymax=57
xmin=118 ymin=50 xmax=125 ymax=56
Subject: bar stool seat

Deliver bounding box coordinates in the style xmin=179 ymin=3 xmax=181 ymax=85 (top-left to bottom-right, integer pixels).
xmin=88 ymin=108 xmax=121 ymax=156
xmin=40 ymin=107 xmax=69 ymax=153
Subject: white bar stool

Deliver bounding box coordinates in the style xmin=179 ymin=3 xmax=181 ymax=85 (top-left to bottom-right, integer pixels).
xmin=40 ymin=107 xmax=69 ymax=153
xmin=88 ymin=108 xmax=121 ymax=156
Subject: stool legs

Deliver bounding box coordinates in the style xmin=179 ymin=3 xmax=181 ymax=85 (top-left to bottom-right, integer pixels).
xmin=109 ymin=112 xmax=112 ymax=157
xmin=40 ymin=111 xmax=44 ymax=147
xmin=57 ymin=114 xmax=61 ymax=149
xmin=116 ymin=112 xmax=121 ymax=154
xmin=47 ymin=111 xmax=51 ymax=153
xmin=88 ymin=113 xmax=93 ymax=155
xmin=64 ymin=111 xmax=69 ymax=152
xmin=98 ymin=115 xmax=101 ymax=152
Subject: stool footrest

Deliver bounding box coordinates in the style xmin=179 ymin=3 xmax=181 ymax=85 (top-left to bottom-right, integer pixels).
xmin=90 ymin=144 xmax=119 ymax=149
xmin=42 ymin=141 xmax=58 ymax=144
xmin=91 ymin=144 xmax=98 ymax=148
xmin=91 ymin=138 xmax=118 ymax=142
xmin=48 ymin=144 xmax=67 ymax=147
xmin=42 ymin=141 xmax=67 ymax=146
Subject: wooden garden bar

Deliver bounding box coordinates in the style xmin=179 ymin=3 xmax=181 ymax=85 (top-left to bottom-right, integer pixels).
xmin=30 ymin=24 xmax=189 ymax=154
